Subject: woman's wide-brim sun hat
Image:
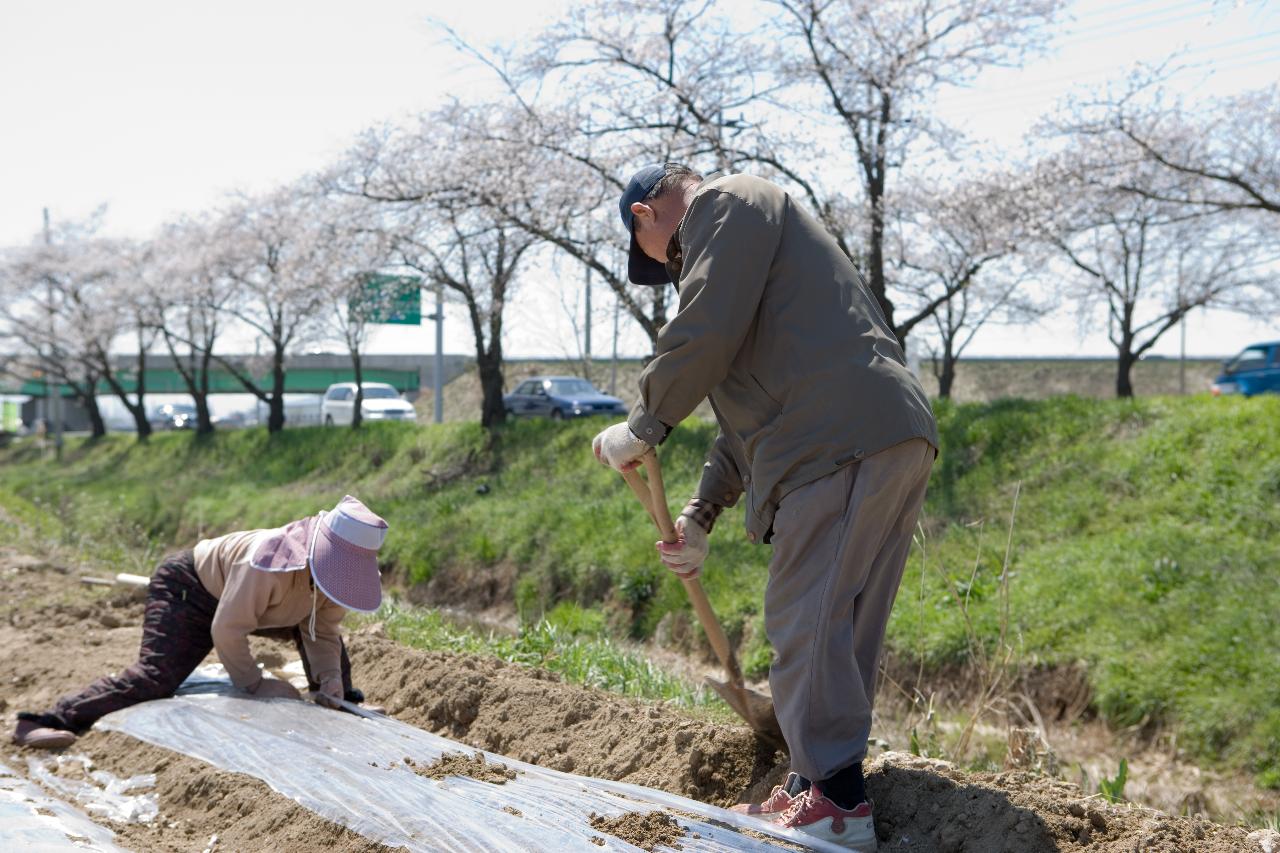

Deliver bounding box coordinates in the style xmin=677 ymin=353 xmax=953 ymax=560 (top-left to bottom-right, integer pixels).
xmin=249 ymin=495 xmax=388 ymax=612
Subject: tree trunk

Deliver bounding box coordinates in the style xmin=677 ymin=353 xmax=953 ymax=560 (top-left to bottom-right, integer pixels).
xmin=194 ymin=349 xmax=214 ymax=435
xmin=869 ymin=209 xmax=896 ymax=338
xmin=136 ymin=344 xmax=149 ymax=438
xmin=193 ymin=395 xmax=213 ymax=435
xmin=130 ymin=402 xmax=152 ymax=438
xmin=268 ymin=345 xmax=286 ymax=433
xmin=163 ymin=330 xmax=216 ymax=435
xmin=124 ymin=342 xmax=152 ymax=440
xmin=100 ymin=366 xmax=152 ymax=440
xmin=478 ymin=354 xmax=506 ymax=429
xmin=1116 ymin=349 xmax=1136 ymax=398
xmin=351 ymin=350 xmax=364 ymax=430
xmin=938 ymin=350 xmax=958 ymax=400
xmin=866 ymin=113 xmax=896 ymax=339
xmin=83 ymin=393 xmax=106 ymax=438
xmin=69 ymin=373 xmax=106 ymax=439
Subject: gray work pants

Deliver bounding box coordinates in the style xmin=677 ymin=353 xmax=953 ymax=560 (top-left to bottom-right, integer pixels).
xmin=765 ymin=438 xmax=934 ymax=782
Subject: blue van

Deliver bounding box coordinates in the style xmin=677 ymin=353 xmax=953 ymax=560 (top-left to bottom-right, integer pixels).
xmin=1212 ymin=342 xmax=1280 ymax=397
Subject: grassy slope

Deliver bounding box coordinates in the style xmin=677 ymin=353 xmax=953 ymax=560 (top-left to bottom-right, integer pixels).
xmin=1 ymin=395 xmax=1277 ymax=784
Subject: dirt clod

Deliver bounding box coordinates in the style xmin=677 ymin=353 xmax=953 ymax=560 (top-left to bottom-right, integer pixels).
xmin=589 ymin=811 xmax=685 ymax=851
xmin=413 ymin=751 xmax=517 ymax=785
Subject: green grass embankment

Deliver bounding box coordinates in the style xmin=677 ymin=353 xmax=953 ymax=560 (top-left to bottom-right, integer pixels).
xmin=1 ymin=395 xmax=1277 ymax=785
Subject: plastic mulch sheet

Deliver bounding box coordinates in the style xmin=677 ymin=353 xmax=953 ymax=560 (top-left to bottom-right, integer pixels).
xmin=98 ymin=665 xmax=850 ymax=852
xmin=0 ymin=759 xmax=126 ymax=852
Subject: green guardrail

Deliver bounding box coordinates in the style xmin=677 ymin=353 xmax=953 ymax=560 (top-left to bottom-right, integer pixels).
xmin=18 ymin=367 xmax=420 ymax=398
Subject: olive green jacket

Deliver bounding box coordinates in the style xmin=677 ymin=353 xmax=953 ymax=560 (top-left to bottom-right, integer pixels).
xmin=627 ymin=174 xmax=937 ymax=543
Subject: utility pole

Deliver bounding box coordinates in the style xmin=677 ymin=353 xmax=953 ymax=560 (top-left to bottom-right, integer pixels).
xmin=610 ymin=293 xmax=620 ymax=396
xmin=432 ymin=283 xmax=444 ymax=424
xmin=1179 ymin=308 xmax=1188 ymax=396
xmin=43 ymin=208 xmax=63 ymax=460
xmin=583 ymin=264 xmax=592 ymax=378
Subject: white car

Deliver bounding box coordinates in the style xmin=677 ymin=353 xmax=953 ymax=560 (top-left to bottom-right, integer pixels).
xmin=321 ymin=382 xmax=417 ymax=426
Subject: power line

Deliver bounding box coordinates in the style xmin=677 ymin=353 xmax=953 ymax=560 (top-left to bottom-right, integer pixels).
xmin=1049 ymin=2 xmax=1278 ymax=51
xmin=1059 ymin=0 xmax=1208 ymax=38
xmin=1054 ymin=9 xmax=1235 ymax=49
xmin=936 ymin=41 xmax=1280 ymax=119
xmin=1065 ymin=0 xmax=1201 ymax=25
xmin=942 ymin=27 xmax=1280 ymax=105
xmin=946 ymin=49 xmax=1280 ymax=119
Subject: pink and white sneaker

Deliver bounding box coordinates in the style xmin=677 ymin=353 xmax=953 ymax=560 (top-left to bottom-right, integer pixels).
xmin=775 ymin=786 xmax=877 ymax=851
xmin=730 ymin=772 xmax=801 ymax=818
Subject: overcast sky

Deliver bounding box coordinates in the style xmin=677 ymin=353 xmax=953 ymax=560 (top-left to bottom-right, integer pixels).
xmin=2 ymin=0 xmax=1277 ymax=363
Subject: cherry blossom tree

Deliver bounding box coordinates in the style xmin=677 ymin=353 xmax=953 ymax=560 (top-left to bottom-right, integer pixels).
xmin=81 ymin=239 xmax=165 ymax=439
xmin=0 ymin=238 xmax=109 ymax=438
xmin=330 ymin=110 xmax=538 ymax=427
xmin=207 ymin=189 xmax=328 ymax=433
xmin=1021 ymin=156 xmax=1265 ymax=397
xmin=142 ymin=216 xmax=235 ymax=435
xmin=893 ymin=170 xmax=1046 ymax=397
xmin=0 ymin=214 xmax=143 ymax=439
xmin=1054 ymin=75 xmax=1279 ymax=221
xmin=766 ymin=0 xmax=1064 ymax=339
xmin=302 ymin=191 xmax=399 ymax=429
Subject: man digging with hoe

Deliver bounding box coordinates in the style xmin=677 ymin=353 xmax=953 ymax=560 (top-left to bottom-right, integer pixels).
xmin=593 ymin=164 xmax=938 ymax=851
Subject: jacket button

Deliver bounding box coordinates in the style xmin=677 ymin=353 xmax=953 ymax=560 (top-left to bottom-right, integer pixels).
xmin=747 ymin=531 xmax=757 ymax=543
xmin=723 ymin=493 xmax=734 ymax=502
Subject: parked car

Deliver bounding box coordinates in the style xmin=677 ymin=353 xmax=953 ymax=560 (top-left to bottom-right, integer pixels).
xmin=149 ymin=403 xmax=197 ymax=430
xmin=321 ymin=382 xmax=417 ymax=426
xmin=503 ymin=376 xmax=627 ymax=420
xmin=1211 ymin=341 xmax=1280 ymax=397
xmin=210 ymin=410 xmax=249 ymax=430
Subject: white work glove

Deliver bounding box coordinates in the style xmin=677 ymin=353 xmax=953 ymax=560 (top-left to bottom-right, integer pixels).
xmin=248 ymin=677 xmax=302 ymax=701
xmin=656 ymin=515 xmax=709 ymax=580
xmin=592 ymin=422 xmax=649 ymax=472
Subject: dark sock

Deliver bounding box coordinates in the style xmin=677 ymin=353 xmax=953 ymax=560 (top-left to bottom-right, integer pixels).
xmin=17 ymin=711 xmax=72 ymax=732
xmin=785 ymin=773 xmax=811 ymax=797
xmin=818 ymin=762 xmax=867 ymax=810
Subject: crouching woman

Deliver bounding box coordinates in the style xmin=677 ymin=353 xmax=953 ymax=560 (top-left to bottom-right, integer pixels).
xmin=12 ymin=495 xmax=388 ymax=749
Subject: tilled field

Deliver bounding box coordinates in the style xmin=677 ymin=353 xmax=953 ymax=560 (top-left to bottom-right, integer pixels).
xmin=1 ymin=546 xmax=1273 ymax=852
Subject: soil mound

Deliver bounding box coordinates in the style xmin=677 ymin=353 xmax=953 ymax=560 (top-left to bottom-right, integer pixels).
xmin=589 ymin=811 xmax=686 ymax=851
xmin=410 ymin=751 xmax=517 ymax=784
xmin=865 ymin=752 xmax=1255 ymax=853
xmin=347 ymin=635 xmax=782 ymax=805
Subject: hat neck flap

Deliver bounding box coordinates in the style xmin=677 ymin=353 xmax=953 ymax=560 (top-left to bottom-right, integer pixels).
xmin=248 ymin=515 xmax=322 ymax=573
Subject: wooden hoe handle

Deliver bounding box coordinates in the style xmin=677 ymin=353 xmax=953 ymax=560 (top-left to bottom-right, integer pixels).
xmin=621 ymin=452 xmax=746 ymax=688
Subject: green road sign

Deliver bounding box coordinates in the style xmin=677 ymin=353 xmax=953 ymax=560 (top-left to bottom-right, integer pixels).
xmin=353 ymin=274 xmax=421 ymax=325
